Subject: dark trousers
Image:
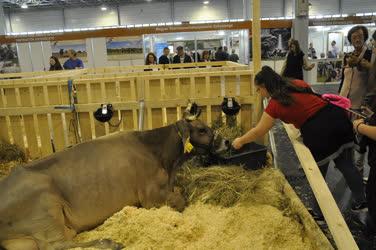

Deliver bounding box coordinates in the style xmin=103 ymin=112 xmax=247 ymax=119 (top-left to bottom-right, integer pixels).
xmin=367 ymin=161 xmax=376 ymax=224
xmin=313 ymin=149 xmax=366 ymax=215
xmin=319 ymin=149 xmax=366 ymax=204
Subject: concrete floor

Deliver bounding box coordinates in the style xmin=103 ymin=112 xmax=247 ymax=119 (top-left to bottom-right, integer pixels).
xmin=270 ymin=83 xmax=375 ymax=249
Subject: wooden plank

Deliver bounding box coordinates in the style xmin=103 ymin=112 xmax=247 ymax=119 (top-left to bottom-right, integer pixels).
xmin=86 ymin=83 xmax=96 ymax=139
xmin=0 ymin=88 xmax=14 ymax=144
xmin=130 ymin=79 xmax=138 ymax=130
xmin=206 ymin=105 xmax=212 ymax=127
xmin=176 ymin=78 xmax=181 ymax=121
xmin=29 ymin=86 xmax=42 ymax=156
xmin=14 ymin=87 xmax=29 ymax=154
xmin=205 ymin=76 xmax=211 ymax=97
xmin=160 ymin=78 xmax=167 ymax=126
xmin=190 ymin=76 xmax=195 ymax=98
xmin=43 ymin=85 xmax=56 ymax=153
xmin=56 ymin=84 xmax=69 ymax=148
xmin=283 ymin=123 xmax=358 ymax=250
xmin=147 ymin=107 xmax=153 ymax=130
xmin=100 ymin=81 xmax=110 ymax=135
xmin=115 ymin=80 xmax=124 ymax=132
xmin=252 ymin=0 xmax=261 ymax=73
xmin=0 ymin=97 xmax=255 ymax=116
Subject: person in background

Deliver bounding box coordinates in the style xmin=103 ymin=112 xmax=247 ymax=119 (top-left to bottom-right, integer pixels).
xmin=145 ymin=52 xmax=157 ymax=65
xmin=308 ymin=42 xmax=317 ymax=59
xmin=172 ymin=46 xmax=192 ymax=64
xmin=192 ymin=51 xmax=201 ymax=62
xmin=229 ymin=49 xmax=239 ymax=62
xmin=201 ymin=50 xmax=210 ymax=62
xmin=232 ymin=66 xmax=367 ymax=215
xmin=63 ymin=49 xmax=84 ymax=70
xmin=223 ymin=46 xmax=230 ymax=60
xmin=327 ymin=51 xmax=336 ymax=59
xmin=49 ymin=56 xmax=63 ymax=71
xmin=215 ymin=46 xmax=229 ymax=61
xmin=281 ymin=39 xmax=315 ymax=80
xmin=339 ymin=26 xmax=373 ymax=177
xmin=158 ymin=47 xmax=171 ymax=64
xmin=331 ymin=41 xmax=340 ymax=58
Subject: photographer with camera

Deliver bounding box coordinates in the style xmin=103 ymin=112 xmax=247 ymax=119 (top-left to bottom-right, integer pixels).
xmin=339 ymin=26 xmax=374 ymax=178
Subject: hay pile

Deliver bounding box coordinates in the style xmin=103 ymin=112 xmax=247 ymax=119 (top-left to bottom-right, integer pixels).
xmin=0 ymin=140 xmax=25 ymax=178
xmin=72 ymin=167 xmax=332 ymax=250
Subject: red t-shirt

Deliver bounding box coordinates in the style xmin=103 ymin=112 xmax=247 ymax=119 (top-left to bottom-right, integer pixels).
xmin=265 ymin=80 xmax=326 ymax=128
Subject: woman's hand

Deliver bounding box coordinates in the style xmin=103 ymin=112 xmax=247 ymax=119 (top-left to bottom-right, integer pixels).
xmin=232 ymin=137 xmax=245 ymax=150
xmin=353 ymin=119 xmax=365 ymax=133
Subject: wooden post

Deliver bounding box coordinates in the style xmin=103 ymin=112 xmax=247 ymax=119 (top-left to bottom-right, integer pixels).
xmin=252 ymin=0 xmax=264 ymax=144
xmin=252 ymin=0 xmax=261 ymax=74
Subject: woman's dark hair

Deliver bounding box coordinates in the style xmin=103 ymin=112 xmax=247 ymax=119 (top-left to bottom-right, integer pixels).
xmin=255 ymin=66 xmax=313 ymax=106
xmin=289 ymin=39 xmax=302 ymax=55
xmin=49 ymin=56 xmax=63 ymax=71
xmin=347 ymin=25 xmax=369 ymax=44
xmin=145 ymin=52 xmax=157 ymax=65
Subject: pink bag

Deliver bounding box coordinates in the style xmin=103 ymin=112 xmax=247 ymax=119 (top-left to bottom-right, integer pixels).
xmin=321 ymin=94 xmax=352 ymax=110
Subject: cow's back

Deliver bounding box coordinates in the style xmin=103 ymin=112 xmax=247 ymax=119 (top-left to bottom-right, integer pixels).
xmin=1 ymin=131 xmax=165 ymax=232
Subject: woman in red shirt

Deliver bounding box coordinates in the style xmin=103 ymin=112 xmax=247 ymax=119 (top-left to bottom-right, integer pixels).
xmin=233 ymin=66 xmax=366 ymax=211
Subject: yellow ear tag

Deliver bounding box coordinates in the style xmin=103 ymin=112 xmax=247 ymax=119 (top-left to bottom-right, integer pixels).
xmin=184 ymin=137 xmax=194 ymax=153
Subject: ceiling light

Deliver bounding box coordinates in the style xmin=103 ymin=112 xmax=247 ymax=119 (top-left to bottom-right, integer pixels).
xmin=146 ymin=0 xmax=152 ymax=2
xmin=21 ymin=3 xmax=28 ymax=9
xmin=203 ymin=1 xmax=209 ymax=4
xmin=101 ymin=6 xmax=107 ymax=11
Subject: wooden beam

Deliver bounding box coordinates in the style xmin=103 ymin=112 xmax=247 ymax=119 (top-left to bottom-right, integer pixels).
xmin=283 ymin=123 xmax=358 ymax=250
xmin=252 ymin=0 xmax=261 ymax=73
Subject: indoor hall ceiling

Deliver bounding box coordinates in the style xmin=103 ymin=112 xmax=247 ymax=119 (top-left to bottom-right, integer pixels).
xmin=2 ymin=0 xmax=170 ymax=9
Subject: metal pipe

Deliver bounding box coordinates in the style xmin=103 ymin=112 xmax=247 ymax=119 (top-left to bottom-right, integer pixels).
xmin=138 ymin=99 xmax=145 ymax=131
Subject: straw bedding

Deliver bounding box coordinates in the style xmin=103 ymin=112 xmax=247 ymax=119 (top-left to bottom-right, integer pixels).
xmin=72 ymin=167 xmax=332 ymax=250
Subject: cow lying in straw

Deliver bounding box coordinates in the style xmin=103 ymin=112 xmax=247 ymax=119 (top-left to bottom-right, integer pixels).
xmin=0 ymin=104 xmax=228 ymax=250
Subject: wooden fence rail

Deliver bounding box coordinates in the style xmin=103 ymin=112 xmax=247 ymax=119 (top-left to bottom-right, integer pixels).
xmin=0 ymin=65 xmax=256 ymax=159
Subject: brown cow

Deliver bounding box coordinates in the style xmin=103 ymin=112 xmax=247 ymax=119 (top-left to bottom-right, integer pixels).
xmin=0 ymin=111 xmax=228 ymax=250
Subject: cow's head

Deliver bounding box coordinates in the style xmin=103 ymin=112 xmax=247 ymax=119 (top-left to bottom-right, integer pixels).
xmin=175 ymin=102 xmax=229 ymax=155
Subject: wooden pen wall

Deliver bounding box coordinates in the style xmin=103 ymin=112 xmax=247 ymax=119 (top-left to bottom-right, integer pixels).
xmin=0 ymin=62 xmax=256 ymax=159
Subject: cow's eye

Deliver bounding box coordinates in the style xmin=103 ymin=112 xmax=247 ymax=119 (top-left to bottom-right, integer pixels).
xmin=198 ymin=128 xmax=206 ymax=134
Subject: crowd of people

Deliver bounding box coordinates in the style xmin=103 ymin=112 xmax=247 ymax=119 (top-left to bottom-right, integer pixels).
xmin=48 ymin=45 xmax=240 ymax=71
xmin=233 ymin=25 xmax=376 ymax=232
xmin=143 ymin=46 xmax=240 ymax=66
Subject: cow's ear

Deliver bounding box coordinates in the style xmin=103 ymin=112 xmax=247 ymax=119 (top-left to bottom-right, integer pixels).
xmin=176 ymin=120 xmax=192 ymax=153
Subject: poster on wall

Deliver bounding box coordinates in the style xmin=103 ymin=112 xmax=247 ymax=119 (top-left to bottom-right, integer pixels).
xmin=317 ymin=59 xmax=343 ymax=83
xmin=106 ymin=36 xmax=143 ymax=61
xmin=0 ymin=44 xmax=20 ymax=73
xmin=250 ymin=28 xmax=292 ymax=59
xmin=51 ymin=40 xmax=87 ymax=65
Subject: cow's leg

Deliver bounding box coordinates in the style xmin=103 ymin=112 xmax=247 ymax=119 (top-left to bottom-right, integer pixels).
xmin=139 ymin=168 xmax=186 ymax=212
xmin=1 ymin=237 xmax=38 ymax=250
xmin=51 ymin=238 xmax=124 ymax=250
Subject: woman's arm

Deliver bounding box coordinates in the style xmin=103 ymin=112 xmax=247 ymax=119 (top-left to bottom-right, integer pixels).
xmin=232 ymin=112 xmax=275 ymax=149
xmin=354 ymin=119 xmax=376 ymax=141
xmin=303 ymin=56 xmax=315 ymax=71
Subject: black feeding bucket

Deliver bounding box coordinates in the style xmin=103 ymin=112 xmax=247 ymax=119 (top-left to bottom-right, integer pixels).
xmin=217 ymin=142 xmax=267 ymax=170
